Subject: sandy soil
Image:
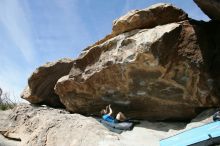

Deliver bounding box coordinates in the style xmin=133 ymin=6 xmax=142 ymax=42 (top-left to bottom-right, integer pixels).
xmin=117 ymin=109 xmax=214 ymax=146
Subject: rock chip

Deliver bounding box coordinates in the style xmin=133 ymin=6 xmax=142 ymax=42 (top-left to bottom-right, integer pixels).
xmin=21 ymin=58 xmax=74 ymax=107
xmin=112 ymin=3 xmax=188 ymax=35
xmin=55 ymin=20 xmax=220 ymax=120
xmin=194 ymin=0 xmax=220 ymax=21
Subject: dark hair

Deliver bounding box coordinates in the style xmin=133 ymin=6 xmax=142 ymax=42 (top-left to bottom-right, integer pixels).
xmin=100 ymin=109 xmax=106 ymax=116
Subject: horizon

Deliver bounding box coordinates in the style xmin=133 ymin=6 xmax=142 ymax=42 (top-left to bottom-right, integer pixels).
xmin=0 ymin=0 xmax=209 ymax=102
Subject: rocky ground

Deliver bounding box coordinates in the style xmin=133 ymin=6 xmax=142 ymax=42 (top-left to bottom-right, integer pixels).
xmin=0 ymin=104 xmax=215 ymax=146
xmin=0 ymin=110 xmax=20 ymax=146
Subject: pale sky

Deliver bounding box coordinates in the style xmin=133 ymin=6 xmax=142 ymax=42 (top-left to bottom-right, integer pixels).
xmin=0 ymin=0 xmax=209 ymax=102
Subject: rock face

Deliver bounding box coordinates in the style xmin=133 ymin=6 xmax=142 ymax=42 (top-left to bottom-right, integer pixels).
xmin=55 ymin=19 xmax=220 ymax=120
xmin=21 ymin=3 xmax=220 ymax=121
xmin=112 ymin=3 xmax=188 ymax=35
xmin=194 ymin=0 xmax=220 ymax=21
xmin=21 ymin=58 xmax=73 ymax=107
xmin=0 ymin=104 xmax=120 ymax=146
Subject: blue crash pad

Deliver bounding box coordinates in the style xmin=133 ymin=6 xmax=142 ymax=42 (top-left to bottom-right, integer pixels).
xmin=160 ymin=121 xmax=220 ymax=146
xmin=100 ymin=119 xmax=134 ymax=130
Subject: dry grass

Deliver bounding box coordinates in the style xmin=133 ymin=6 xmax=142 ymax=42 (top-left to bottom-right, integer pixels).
xmin=0 ymin=88 xmax=17 ymax=110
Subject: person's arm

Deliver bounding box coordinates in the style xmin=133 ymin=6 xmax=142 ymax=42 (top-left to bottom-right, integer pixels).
xmin=107 ymin=104 xmax=113 ymax=116
xmin=105 ymin=105 xmax=108 ymax=113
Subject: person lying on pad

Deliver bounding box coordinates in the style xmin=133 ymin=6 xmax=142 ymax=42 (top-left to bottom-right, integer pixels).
xmin=100 ymin=104 xmax=127 ymax=123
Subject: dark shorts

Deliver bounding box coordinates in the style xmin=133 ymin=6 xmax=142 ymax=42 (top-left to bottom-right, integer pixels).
xmin=114 ymin=119 xmax=120 ymax=123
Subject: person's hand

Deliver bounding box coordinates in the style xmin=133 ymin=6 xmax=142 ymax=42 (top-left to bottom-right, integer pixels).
xmin=106 ymin=105 xmax=108 ymax=111
xmin=108 ymin=104 xmax=111 ymax=108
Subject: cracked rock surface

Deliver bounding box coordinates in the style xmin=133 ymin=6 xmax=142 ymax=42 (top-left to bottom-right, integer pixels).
xmin=55 ymin=20 xmax=220 ymax=120
xmin=0 ymin=104 xmax=120 ymax=146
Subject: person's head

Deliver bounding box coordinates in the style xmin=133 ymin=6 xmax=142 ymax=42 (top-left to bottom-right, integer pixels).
xmin=100 ymin=109 xmax=107 ymax=116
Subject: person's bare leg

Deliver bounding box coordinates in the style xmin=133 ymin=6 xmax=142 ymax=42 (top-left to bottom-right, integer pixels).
xmin=116 ymin=112 xmax=127 ymax=121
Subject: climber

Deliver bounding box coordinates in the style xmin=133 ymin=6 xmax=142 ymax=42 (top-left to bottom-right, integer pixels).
xmin=100 ymin=104 xmax=127 ymax=123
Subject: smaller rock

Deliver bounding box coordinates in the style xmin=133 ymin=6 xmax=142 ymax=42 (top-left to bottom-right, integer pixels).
xmin=112 ymin=3 xmax=188 ymax=35
xmin=194 ymin=0 xmax=220 ymax=21
xmin=21 ymin=58 xmax=74 ymax=107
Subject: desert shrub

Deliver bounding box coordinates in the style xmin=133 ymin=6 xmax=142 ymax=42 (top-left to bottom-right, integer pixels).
xmin=0 ymin=88 xmax=17 ymax=110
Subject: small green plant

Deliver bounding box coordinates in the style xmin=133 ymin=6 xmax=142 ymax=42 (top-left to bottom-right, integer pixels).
xmin=0 ymin=88 xmax=17 ymax=110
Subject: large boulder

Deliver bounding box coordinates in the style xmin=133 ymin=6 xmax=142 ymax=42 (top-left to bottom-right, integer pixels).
xmin=194 ymin=0 xmax=220 ymax=21
xmin=55 ymin=20 xmax=220 ymax=120
xmin=21 ymin=58 xmax=74 ymax=107
xmin=112 ymin=3 xmax=188 ymax=35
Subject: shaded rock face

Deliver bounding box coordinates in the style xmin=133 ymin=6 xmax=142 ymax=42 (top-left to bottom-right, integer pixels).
xmin=112 ymin=3 xmax=188 ymax=35
xmin=21 ymin=58 xmax=73 ymax=107
xmin=194 ymin=0 xmax=220 ymax=21
xmin=55 ymin=20 xmax=220 ymax=120
xmin=0 ymin=104 xmax=119 ymax=146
